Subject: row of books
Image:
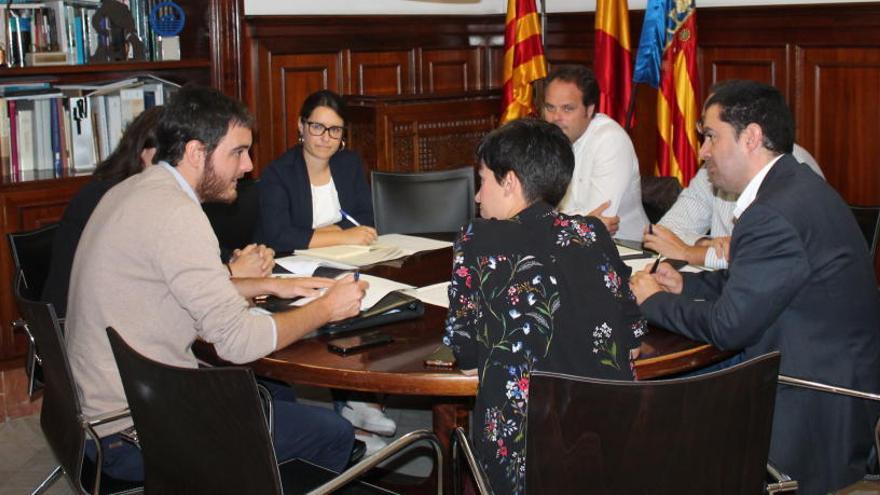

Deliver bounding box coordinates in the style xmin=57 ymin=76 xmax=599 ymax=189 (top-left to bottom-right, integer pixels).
xmin=0 ymin=76 xmax=178 ymax=182
xmin=1 ymin=0 xmax=174 ymax=67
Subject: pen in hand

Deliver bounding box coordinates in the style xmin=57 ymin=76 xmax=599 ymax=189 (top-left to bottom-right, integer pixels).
xmin=650 ymin=255 xmax=663 ymax=274
xmin=340 ymin=209 xmax=361 ymax=227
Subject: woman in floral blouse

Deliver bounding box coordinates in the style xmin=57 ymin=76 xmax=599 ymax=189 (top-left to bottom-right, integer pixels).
xmin=444 ymin=119 xmax=647 ymax=494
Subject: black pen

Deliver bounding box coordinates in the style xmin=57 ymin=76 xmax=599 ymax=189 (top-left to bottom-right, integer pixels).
xmin=650 ymin=255 xmax=663 ymax=274
xmin=353 ymin=270 xmax=360 ymax=281
xmin=648 ymin=223 xmax=654 ymax=235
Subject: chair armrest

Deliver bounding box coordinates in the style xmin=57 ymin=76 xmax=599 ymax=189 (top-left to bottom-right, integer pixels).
xmin=765 ymin=460 xmax=798 ymax=494
xmin=83 ymin=407 xmax=132 ymax=428
xmin=256 ymin=383 xmax=274 ymax=435
xmin=306 ymin=429 xmax=443 ymax=495
xmin=451 ymin=426 xmax=492 ymax=495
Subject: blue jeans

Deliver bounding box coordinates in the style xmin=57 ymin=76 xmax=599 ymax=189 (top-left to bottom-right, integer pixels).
xmin=86 ymin=378 xmax=354 ymax=481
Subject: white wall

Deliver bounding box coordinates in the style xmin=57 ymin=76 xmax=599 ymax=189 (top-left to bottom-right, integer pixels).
xmin=245 ymin=0 xmax=879 ymax=16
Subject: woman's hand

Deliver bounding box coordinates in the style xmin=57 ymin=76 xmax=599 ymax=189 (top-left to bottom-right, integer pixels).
xmin=340 ymin=226 xmax=378 ymax=245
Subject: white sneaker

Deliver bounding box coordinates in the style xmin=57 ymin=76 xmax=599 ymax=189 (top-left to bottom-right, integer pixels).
xmin=355 ymin=432 xmax=388 ymax=457
xmin=340 ymin=401 xmax=397 ymax=436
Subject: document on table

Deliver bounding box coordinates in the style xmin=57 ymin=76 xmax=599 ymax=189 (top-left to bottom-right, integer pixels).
xmin=376 ymin=234 xmax=453 ymax=255
xmin=275 ymin=255 xmax=355 ymax=275
xmin=401 ymin=282 xmax=450 ymax=308
xmin=294 ymin=244 xmax=406 ymax=267
xmin=623 ymin=257 xmax=712 ymax=273
xmin=290 ymin=273 xmax=414 ymax=311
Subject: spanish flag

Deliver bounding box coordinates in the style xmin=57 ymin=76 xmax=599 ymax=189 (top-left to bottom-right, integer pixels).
xmin=500 ymin=0 xmax=547 ymax=124
xmin=633 ymin=0 xmax=700 ymax=186
xmin=594 ymin=0 xmax=634 ymax=128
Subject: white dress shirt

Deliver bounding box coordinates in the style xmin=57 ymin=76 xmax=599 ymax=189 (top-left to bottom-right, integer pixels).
xmin=557 ymin=113 xmax=649 ymax=241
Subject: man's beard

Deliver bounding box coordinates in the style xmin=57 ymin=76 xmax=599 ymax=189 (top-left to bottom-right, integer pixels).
xmin=197 ymin=153 xmax=238 ymax=203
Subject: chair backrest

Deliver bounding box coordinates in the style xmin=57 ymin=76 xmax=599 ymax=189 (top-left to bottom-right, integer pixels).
xmin=106 ymin=327 xmax=284 ymax=494
xmin=641 ymin=175 xmax=683 ymax=224
xmin=202 ymin=178 xmax=260 ymax=254
xmin=13 ymin=274 xmax=88 ymax=491
xmin=850 ymin=205 xmax=880 ymax=257
xmin=8 ymin=222 xmax=60 ymax=299
xmin=525 ymin=352 xmax=781 ymax=494
xmin=371 ymin=167 xmax=475 ymax=235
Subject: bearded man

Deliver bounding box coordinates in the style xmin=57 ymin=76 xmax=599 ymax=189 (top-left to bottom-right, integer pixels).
xmin=65 ymin=85 xmax=366 ymax=481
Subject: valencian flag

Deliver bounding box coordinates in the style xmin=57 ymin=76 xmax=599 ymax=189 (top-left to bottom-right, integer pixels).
xmin=500 ymin=0 xmax=547 ymax=123
xmin=633 ymin=0 xmax=700 ymax=185
xmin=594 ymin=0 xmax=634 ymax=128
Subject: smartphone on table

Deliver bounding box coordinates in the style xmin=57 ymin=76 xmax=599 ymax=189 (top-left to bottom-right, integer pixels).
xmin=327 ymin=331 xmax=393 ymax=355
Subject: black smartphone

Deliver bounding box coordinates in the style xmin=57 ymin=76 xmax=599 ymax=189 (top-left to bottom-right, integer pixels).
xmin=327 ymin=332 xmax=393 ymax=355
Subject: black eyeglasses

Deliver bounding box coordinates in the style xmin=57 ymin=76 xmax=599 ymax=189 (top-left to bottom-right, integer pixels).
xmin=304 ymin=121 xmax=345 ymax=139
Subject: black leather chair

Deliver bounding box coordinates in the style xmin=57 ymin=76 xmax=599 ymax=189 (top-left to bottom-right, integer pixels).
xmin=849 ymin=205 xmax=880 ymax=257
xmin=8 ymin=222 xmax=60 ymax=396
xmin=14 ymin=276 xmax=141 ymax=495
xmin=371 ymin=167 xmax=475 ymax=235
xmin=453 ymin=352 xmax=794 ymax=494
xmin=106 ymin=327 xmax=444 ymax=494
xmin=202 ymin=178 xmax=260 ymax=258
xmin=641 ymin=175 xmax=683 ymax=224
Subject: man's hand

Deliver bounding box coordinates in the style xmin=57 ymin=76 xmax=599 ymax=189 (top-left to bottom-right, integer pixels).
xmin=629 ymin=262 xmax=683 ymax=304
xmin=698 ymin=235 xmax=731 ymax=261
xmin=643 ymin=224 xmax=706 ymax=266
xmin=319 ymin=275 xmax=368 ymax=322
xmin=271 ymin=276 xmax=334 ymax=299
xmin=587 ymin=200 xmax=620 ymax=235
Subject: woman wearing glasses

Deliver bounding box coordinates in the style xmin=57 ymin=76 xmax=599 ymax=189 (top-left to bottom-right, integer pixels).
xmin=256 ymin=90 xmax=376 ymax=252
xmin=256 ymin=90 xmax=393 ymax=455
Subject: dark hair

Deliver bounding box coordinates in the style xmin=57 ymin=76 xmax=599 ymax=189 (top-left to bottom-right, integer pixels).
xmin=94 ymin=105 xmax=163 ymax=184
xmin=155 ymin=85 xmax=254 ymax=166
xmin=477 ymin=118 xmax=574 ymax=206
xmin=299 ymin=89 xmax=347 ymax=124
xmin=705 ymin=80 xmax=794 ymax=154
xmin=545 ymin=65 xmax=600 ymax=109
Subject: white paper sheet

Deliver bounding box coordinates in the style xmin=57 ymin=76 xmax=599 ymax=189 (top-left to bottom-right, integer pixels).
xmin=376 ymin=234 xmax=453 ymax=255
xmin=401 ymin=282 xmax=451 ymax=308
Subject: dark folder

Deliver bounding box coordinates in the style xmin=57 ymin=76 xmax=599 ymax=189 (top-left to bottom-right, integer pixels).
xmin=256 ymin=289 xmax=424 ymax=338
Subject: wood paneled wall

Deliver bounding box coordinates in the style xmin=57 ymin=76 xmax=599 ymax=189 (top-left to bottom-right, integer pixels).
xmin=237 ymin=3 xmax=880 ymax=274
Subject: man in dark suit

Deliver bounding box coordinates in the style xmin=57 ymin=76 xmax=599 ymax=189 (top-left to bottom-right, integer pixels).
xmin=630 ymin=80 xmax=880 ymax=494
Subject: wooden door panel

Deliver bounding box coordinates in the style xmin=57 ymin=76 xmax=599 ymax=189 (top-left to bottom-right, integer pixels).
xmin=422 ymin=48 xmax=482 ymax=93
xmin=699 ymin=46 xmax=790 ymax=101
xmin=798 ymin=47 xmax=880 ymax=206
xmin=350 ymin=50 xmax=415 ymax=96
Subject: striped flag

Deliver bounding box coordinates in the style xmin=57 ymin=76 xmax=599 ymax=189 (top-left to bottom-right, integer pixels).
xmin=594 ymin=0 xmax=634 ymax=128
xmin=633 ymin=0 xmax=700 ymax=186
xmin=500 ymin=0 xmax=547 ymax=124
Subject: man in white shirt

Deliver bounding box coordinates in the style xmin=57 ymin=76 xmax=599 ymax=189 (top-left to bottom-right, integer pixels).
xmin=542 ymin=65 xmax=649 ymax=241
xmin=630 ymin=80 xmax=880 ymax=493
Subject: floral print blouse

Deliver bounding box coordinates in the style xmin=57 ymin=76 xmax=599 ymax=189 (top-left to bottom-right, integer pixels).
xmin=444 ymin=202 xmax=647 ymax=494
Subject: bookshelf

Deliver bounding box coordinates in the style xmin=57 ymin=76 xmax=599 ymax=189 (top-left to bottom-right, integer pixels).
xmin=0 ymin=0 xmax=240 ymax=365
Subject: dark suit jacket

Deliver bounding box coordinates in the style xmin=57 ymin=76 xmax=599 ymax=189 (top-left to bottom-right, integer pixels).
xmin=254 ymin=146 xmax=373 ymax=252
xmin=642 ymin=155 xmax=880 ymax=494
xmin=42 ymin=179 xmax=115 ymax=318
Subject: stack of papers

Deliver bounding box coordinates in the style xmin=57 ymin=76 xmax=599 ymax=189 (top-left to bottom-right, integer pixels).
xmin=291 ymin=234 xmax=453 ymax=268
xmin=295 ymin=244 xmax=405 ymax=267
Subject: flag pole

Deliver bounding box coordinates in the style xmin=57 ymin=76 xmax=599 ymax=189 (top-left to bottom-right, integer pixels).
xmin=624 ymin=83 xmax=638 ymax=132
